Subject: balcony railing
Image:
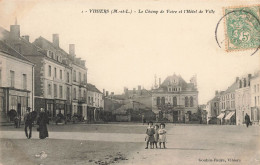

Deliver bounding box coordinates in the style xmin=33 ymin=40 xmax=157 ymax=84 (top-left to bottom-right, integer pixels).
xmin=79 ymin=81 xmax=87 ymax=87
xmin=78 ymin=97 xmax=87 ymax=104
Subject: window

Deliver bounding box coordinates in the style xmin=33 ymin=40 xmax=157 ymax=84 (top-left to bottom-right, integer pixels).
xmin=243 ymin=78 xmax=246 ymax=87
xmin=83 ymin=90 xmax=86 ymax=99
xmin=161 ymin=97 xmax=165 ymax=105
xmin=59 ymin=86 xmax=63 ymax=98
xmin=54 ymin=84 xmax=57 ymax=97
xmin=54 ymin=68 xmax=57 ymax=78
xmin=67 ymin=72 xmax=70 ymax=83
xmin=84 ymin=74 xmax=87 ymax=83
xmin=79 ymin=88 xmax=81 ymax=98
xmin=73 ymin=70 xmax=76 ymax=82
xmin=156 ymin=97 xmax=160 ymax=105
xmin=10 ymin=70 xmax=15 ymax=87
xmin=173 ymin=97 xmax=177 ymax=106
xmin=190 ymin=97 xmax=193 ymax=107
xmin=254 ymin=85 xmax=257 ymax=93
xmin=239 ymin=80 xmax=242 ymax=88
xmin=48 ymin=84 xmax=52 ymax=95
xmin=73 ymin=88 xmax=76 ymax=100
xmin=48 ymin=65 xmax=51 ymax=77
xmin=60 ymin=70 xmax=62 ymax=79
xmin=79 ymin=72 xmax=82 ymax=83
xmin=185 ymin=97 xmax=189 ymax=107
xmin=66 ymin=87 xmax=70 ymax=100
xmin=0 ymin=69 xmax=2 ymax=86
xmin=258 ymin=84 xmax=259 ymax=92
xmin=255 ymin=96 xmax=257 ymax=106
xmin=22 ymin=74 xmax=27 ymax=90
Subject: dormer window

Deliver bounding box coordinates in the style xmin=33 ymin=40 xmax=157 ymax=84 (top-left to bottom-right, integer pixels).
xmin=58 ymin=56 xmax=62 ymax=63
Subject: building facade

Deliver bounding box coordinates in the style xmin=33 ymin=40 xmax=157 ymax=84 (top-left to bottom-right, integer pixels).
xmin=235 ymin=74 xmax=252 ymax=125
xmin=0 ymin=39 xmax=34 ymax=121
xmin=250 ymin=72 xmax=260 ymax=125
xmin=86 ymin=83 xmax=104 ymax=121
xmin=152 ymin=74 xmax=198 ymax=123
xmin=218 ymin=80 xmax=237 ymax=125
xmin=206 ymin=91 xmax=221 ymax=124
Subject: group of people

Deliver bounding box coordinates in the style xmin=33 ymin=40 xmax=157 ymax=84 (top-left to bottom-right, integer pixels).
xmin=24 ymin=108 xmax=49 ymax=139
xmin=145 ymin=121 xmax=167 ymax=149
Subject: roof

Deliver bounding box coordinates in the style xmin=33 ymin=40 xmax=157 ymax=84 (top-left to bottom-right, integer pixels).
xmin=87 ymin=83 xmax=102 ymax=94
xmin=155 ymin=74 xmax=196 ymax=92
xmin=0 ymin=26 xmax=45 ymax=57
xmin=0 ymin=40 xmax=32 ymax=63
xmin=34 ymin=36 xmax=69 ymax=56
xmin=223 ymin=82 xmax=237 ymax=94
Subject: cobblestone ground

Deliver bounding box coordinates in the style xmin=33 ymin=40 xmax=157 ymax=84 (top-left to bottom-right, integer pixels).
xmin=0 ymin=124 xmax=259 ymax=165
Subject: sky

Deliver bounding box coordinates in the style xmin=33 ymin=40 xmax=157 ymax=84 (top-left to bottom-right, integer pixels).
xmin=0 ymin=0 xmax=259 ymax=104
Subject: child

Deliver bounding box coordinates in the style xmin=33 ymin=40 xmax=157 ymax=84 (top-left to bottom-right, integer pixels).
xmin=158 ymin=123 xmax=167 ymax=149
xmin=153 ymin=124 xmax=159 ymax=149
xmin=145 ymin=121 xmax=155 ymax=149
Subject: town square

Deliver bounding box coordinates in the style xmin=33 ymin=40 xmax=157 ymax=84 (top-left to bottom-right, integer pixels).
xmin=0 ymin=0 xmax=260 ymax=165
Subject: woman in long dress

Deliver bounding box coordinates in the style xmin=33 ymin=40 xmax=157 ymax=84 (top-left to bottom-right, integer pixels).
xmin=37 ymin=108 xmax=49 ymax=139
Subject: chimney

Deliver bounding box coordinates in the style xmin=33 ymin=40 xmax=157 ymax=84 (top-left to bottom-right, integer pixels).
xmin=215 ymin=90 xmax=218 ymax=96
xmin=133 ymin=88 xmax=136 ymax=94
xmin=138 ymin=85 xmax=141 ymax=91
xmin=159 ymin=78 xmax=161 ymax=87
xmin=22 ymin=35 xmax=29 ymax=42
xmin=106 ymin=91 xmax=109 ymax=97
xmin=103 ymin=89 xmax=105 ymax=96
xmin=10 ymin=24 xmax=20 ymax=38
xmin=53 ymin=34 xmax=59 ymax=47
xmin=69 ymin=44 xmax=75 ymax=56
xmin=235 ymin=77 xmax=239 ymax=83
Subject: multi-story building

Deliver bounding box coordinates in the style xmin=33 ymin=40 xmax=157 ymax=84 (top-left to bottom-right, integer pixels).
xmin=152 ymin=74 xmax=198 ymax=123
xmin=70 ymin=48 xmax=88 ymax=118
xmin=250 ymin=71 xmax=260 ymax=125
xmin=218 ymin=80 xmax=237 ymax=125
xmin=0 ymin=26 xmax=34 ymax=121
xmin=86 ymin=83 xmax=104 ymax=121
xmin=235 ymin=74 xmax=252 ymax=125
xmin=31 ymin=35 xmax=73 ymax=117
xmin=206 ymin=91 xmax=222 ymax=124
xmin=33 ymin=36 xmax=88 ymax=118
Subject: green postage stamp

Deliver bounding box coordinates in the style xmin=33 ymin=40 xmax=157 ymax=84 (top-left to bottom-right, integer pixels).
xmin=224 ymin=5 xmax=260 ymax=52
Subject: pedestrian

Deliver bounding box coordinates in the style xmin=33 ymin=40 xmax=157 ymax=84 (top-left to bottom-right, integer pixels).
xmin=24 ymin=107 xmax=33 ymax=139
xmin=245 ymin=113 xmax=251 ymax=128
xmin=158 ymin=123 xmax=167 ymax=149
xmin=145 ymin=121 xmax=155 ymax=149
xmin=37 ymin=108 xmax=49 ymax=139
xmin=153 ymin=124 xmax=159 ymax=149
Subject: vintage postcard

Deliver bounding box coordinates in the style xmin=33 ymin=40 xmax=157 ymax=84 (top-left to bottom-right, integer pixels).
xmin=0 ymin=0 xmax=259 ymax=165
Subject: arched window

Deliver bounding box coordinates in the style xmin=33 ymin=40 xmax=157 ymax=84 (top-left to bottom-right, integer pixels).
xmin=161 ymin=97 xmax=165 ymax=105
xmin=185 ymin=96 xmax=189 ymax=107
xmin=173 ymin=97 xmax=177 ymax=106
xmin=190 ymin=97 xmax=193 ymax=107
xmin=156 ymin=97 xmax=160 ymax=105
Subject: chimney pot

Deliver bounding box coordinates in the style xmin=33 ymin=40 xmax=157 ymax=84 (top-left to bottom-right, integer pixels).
xmin=22 ymin=35 xmax=29 ymax=42
xmin=53 ymin=34 xmax=59 ymax=47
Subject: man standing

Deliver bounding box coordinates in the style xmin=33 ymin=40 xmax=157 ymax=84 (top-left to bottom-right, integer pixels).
xmin=245 ymin=113 xmax=251 ymax=128
xmin=24 ymin=107 xmax=33 ymax=139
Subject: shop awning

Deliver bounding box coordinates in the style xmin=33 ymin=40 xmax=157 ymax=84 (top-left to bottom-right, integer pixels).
xmin=225 ymin=111 xmax=235 ymax=120
xmin=217 ymin=113 xmax=225 ymax=119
